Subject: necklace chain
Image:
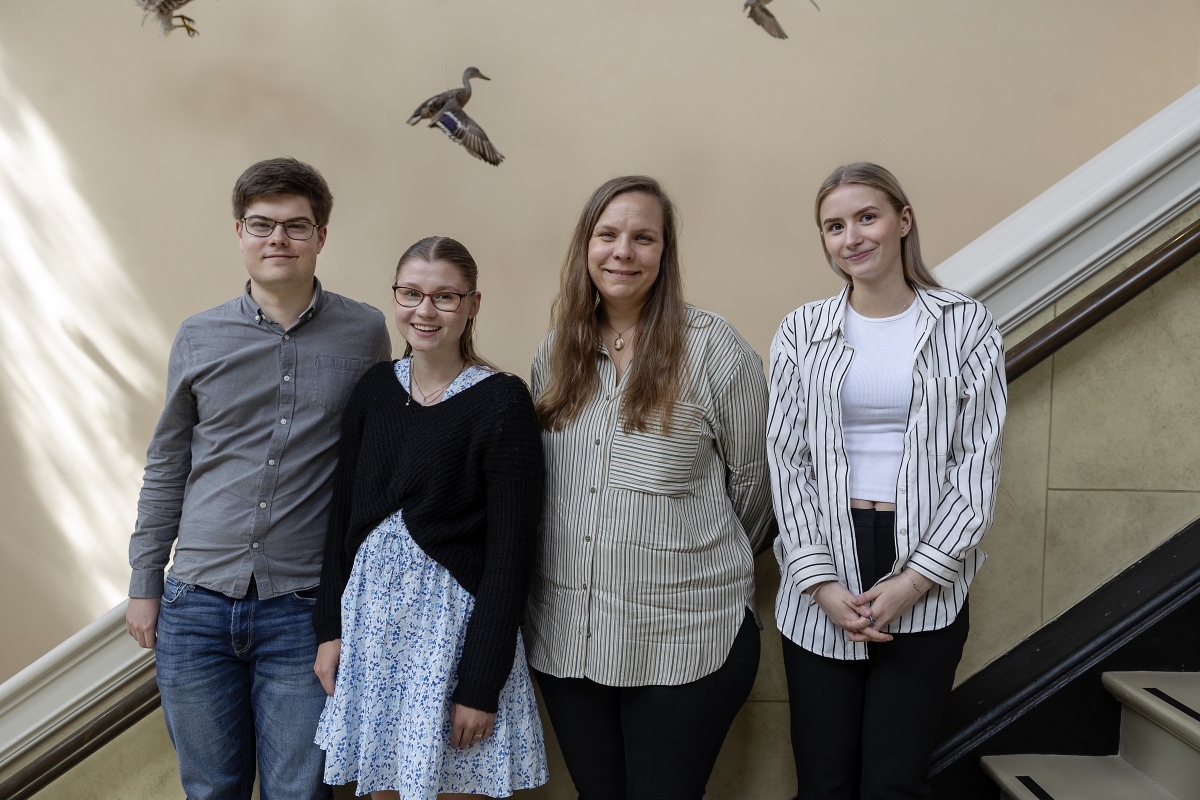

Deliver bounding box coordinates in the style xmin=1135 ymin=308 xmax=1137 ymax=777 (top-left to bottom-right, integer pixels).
xmin=408 ymin=361 xmax=464 ymax=406
xmin=603 ymin=320 xmax=637 ymax=353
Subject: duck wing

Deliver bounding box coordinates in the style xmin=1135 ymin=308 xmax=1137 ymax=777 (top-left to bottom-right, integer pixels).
xmin=748 ymin=5 xmax=787 ymax=39
xmin=407 ymin=88 xmax=457 ymax=126
xmin=430 ymin=101 xmax=505 ymax=166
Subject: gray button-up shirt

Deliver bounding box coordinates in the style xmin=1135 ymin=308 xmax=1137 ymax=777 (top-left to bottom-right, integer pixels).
xmin=129 ymin=280 xmax=391 ymax=600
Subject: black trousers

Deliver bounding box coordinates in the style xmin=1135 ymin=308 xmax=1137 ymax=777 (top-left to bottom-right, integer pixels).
xmin=782 ymin=508 xmax=970 ymax=800
xmin=532 ymin=609 xmax=760 ymax=800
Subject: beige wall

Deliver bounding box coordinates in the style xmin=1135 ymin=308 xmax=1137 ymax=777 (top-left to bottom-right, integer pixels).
xmin=1 ymin=0 xmax=1199 ymax=691
xmin=956 ymin=203 xmax=1200 ymax=681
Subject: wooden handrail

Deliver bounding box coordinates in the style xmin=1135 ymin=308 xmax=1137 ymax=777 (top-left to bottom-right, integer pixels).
xmin=1006 ymin=217 xmax=1200 ymax=381
xmin=0 ymin=678 xmax=160 ymax=800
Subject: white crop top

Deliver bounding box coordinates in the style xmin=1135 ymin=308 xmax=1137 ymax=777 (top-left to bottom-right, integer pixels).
xmin=840 ymin=299 xmax=918 ymax=503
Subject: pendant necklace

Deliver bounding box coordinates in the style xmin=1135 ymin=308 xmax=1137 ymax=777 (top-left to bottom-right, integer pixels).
xmin=604 ymin=321 xmax=637 ymax=352
xmin=408 ymin=362 xmax=463 ymax=407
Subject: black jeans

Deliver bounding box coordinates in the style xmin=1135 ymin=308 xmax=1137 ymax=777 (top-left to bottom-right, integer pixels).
xmin=782 ymin=508 xmax=969 ymax=800
xmin=532 ymin=609 xmax=760 ymax=800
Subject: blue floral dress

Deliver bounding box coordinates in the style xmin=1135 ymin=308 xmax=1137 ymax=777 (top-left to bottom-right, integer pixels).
xmin=315 ymin=359 xmax=549 ymax=798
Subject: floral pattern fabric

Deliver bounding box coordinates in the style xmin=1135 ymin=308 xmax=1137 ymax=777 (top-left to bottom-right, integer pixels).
xmin=315 ymin=359 xmax=548 ymax=798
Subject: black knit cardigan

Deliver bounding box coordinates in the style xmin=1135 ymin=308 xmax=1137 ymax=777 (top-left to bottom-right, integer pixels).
xmin=313 ymin=362 xmax=544 ymax=713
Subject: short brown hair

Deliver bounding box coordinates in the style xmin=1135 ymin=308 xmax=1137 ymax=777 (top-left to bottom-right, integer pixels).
xmin=231 ymin=157 xmax=334 ymax=227
xmin=535 ymin=175 xmax=688 ymax=434
xmin=394 ymin=236 xmax=496 ymax=371
xmin=815 ymin=162 xmax=941 ymax=289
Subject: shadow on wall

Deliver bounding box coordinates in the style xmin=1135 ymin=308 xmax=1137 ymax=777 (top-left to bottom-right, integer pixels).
xmin=0 ymin=51 xmax=166 ymax=627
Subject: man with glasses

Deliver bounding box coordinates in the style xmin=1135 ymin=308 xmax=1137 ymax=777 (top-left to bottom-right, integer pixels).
xmin=126 ymin=157 xmax=391 ymax=799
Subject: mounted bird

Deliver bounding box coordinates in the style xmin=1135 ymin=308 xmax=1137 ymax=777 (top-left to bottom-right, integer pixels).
xmin=406 ymin=67 xmax=505 ymax=166
xmin=134 ymin=0 xmax=201 ymax=37
xmin=745 ymin=0 xmax=820 ymax=40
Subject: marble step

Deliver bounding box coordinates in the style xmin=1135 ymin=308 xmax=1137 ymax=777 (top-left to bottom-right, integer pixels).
xmin=1103 ymin=671 xmax=1200 ymax=800
xmin=981 ymin=754 xmax=1178 ymax=800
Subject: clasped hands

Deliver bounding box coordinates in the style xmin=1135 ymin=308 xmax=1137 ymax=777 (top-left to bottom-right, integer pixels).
xmin=809 ymin=568 xmax=935 ymax=643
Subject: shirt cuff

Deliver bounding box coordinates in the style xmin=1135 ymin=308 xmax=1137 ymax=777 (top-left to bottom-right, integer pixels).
xmin=779 ymin=541 xmax=840 ymax=595
xmin=129 ymin=567 xmax=165 ymax=599
xmin=906 ymin=541 xmax=964 ymax=587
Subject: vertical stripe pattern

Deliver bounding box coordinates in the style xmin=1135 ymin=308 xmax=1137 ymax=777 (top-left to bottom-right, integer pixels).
xmin=525 ymin=307 xmax=776 ymax=686
xmin=768 ymin=286 xmax=1006 ymax=660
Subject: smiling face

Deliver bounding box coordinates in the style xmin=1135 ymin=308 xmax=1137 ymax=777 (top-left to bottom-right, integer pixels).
xmin=393 ymin=259 xmax=481 ymax=357
xmin=587 ymin=192 xmax=664 ymax=312
xmin=236 ymin=194 xmax=326 ymax=292
xmin=818 ymin=183 xmax=912 ymax=287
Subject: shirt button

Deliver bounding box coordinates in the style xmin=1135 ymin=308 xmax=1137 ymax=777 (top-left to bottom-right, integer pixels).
xmin=255 ymin=315 xmax=261 ymax=322
xmin=587 ymin=632 xmax=592 ymax=638
xmin=589 ymin=487 xmax=596 ymax=494
xmin=898 ymin=487 xmax=907 ymax=494
xmin=280 ymin=418 xmax=287 ymax=425
xmin=268 ymin=459 xmax=276 ymax=466
xmin=259 ymin=502 xmax=267 ymax=508
xmin=594 ymin=439 xmax=600 ymax=445
xmin=585 ymin=536 xmax=592 ymax=542
xmin=605 ymin=395 xmax=612 ymax=401
xmin=283 ymin=334 xmax=290 ymax=340
xmin=252 ymin=542 xmax=260 ymax=549
xmin=283 ymin=375 xmax=290 ymax=382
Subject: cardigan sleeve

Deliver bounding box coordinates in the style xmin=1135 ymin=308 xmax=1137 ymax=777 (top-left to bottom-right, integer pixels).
xmin=450 ymin=377 xmax=545 ymax=712
xmin=766 ymin=313 xmax=840 ymax=595
xmin=312 ymin=367 xmax=374 ymax=642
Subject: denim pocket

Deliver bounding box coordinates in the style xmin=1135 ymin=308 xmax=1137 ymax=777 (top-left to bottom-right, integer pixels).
xmin=161 ymin=574 xmax=193 ymax=606
xmin=290 ymin=587 xmax=319 ymax=605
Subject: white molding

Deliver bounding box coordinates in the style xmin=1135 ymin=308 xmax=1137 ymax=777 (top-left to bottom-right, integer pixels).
xmin=935 ymin=84 xmax=1200 ymax=333
xmin=0 ymin=601 xmax=153 ymax=769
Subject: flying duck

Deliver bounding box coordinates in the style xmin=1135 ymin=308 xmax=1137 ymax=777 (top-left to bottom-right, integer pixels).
xmin=745 ymin=0 xmax=820 ymax=40
xmin=135 ymin=0 xmax=200 ymax=36
xmin=406 ymin=67 xmax=505 ymax=166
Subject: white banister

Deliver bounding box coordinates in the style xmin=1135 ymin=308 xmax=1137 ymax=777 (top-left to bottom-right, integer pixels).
xmin=936 ymin=84 xmax=1200 ymax=332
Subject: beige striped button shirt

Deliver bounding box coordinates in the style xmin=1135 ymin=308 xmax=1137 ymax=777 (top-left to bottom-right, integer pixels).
xmin=525 ymin=307 xmax=776 ymax=686
xmin=769 ymin=286 xmax=1006 ymax=660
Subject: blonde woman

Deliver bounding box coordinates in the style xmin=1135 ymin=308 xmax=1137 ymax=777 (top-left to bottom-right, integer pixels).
xmin=313 ymin=237 xmax=548 ymax=799
xmin=525 ymin=176 xmax=776 ymax=799
xmin=768 ymin=163 xmax=1006 ymax=798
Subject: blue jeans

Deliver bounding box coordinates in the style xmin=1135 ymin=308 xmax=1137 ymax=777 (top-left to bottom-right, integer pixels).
xmin=155 ymin=575 xmax=333 ymax=800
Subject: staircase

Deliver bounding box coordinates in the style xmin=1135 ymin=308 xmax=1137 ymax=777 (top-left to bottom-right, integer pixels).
xmin=982 ymin=672 xmax=1200 ymax=799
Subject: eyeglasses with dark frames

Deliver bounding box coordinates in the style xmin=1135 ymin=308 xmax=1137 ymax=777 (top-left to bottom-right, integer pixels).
xmin=240 ymin=216 xmax=319 ymax=240
xmin=392 ymin=285 xmax=475 ymax=312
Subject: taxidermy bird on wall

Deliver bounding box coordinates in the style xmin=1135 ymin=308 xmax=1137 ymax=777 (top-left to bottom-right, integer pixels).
xmin=407 ymin=67 xmax=505 ymax=166
xmin=745 ymin=0 xmax=820 ymax=40
xmin=135 ymin=0 xmax=201 ymax=37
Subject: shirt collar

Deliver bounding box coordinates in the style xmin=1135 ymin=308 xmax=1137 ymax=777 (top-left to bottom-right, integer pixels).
xmin=241 ymin=278 xmax=324 ymax=327
xmin=811 ymin=284 xmax=962 ymax=342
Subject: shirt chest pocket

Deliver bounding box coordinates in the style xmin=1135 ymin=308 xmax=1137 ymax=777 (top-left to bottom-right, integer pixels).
xmin=607 ymin=405 xmax=705 ymax=497
xmin=922 ymin=376 xmax=960 ymax=458
xmin=311 ymin=355 xmax=364 ymax=415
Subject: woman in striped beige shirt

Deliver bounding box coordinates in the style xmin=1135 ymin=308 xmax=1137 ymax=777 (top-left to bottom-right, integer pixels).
xmin=524 ymin=175 xmax=777 ymax=799
xmin=768 ymin=163 xmax=1006 ymax=799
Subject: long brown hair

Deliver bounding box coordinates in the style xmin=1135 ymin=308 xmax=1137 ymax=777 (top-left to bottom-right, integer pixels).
xmin=814 ymin=162 xmax=941 ymax=289
xmin=535 ymin=176 xmax=688 ymax=434
xmin=394 ymin=236 xmax=497 ymax=370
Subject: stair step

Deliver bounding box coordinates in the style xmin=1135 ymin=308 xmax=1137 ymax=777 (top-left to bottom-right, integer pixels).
xmin=1103 ymin=672 xmax=1200 ymax=751
xmin=1103 ymin=672 xmax=1200 ymax=800
xmin=981 ymin=754 xmax=1178 ymax=800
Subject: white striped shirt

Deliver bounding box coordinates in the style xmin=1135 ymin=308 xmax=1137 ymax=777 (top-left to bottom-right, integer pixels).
xmin=525 ymin=307 xmax=776 ymax=686
xmin=768 ymin=286 xmax=1006 ymax=660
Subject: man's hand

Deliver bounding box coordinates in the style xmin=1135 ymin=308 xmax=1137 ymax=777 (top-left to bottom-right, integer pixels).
xmin=449 ymin=703 xmax=496 ymax=750
xmin=810 ymin=581 xmax=892 ymax=643
xmin=315 ymin=639 xmax=342 ymax=696
xmin=126 ymin=598 xmax=161 ymax=650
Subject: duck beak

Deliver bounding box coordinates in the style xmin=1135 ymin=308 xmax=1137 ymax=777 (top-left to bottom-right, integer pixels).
xmin=478 ymin=73 xmax=491 ymax=81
